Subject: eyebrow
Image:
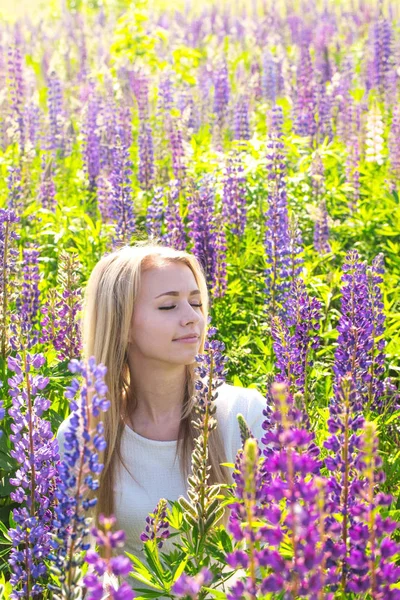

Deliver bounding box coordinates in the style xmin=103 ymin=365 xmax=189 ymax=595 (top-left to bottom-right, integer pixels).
xmin=155 ymin=289 xmax=201 ymax=298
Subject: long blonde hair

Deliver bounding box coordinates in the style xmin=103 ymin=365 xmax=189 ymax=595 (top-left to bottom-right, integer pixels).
xmin=82 ymin=242 xmax=230 ymax=522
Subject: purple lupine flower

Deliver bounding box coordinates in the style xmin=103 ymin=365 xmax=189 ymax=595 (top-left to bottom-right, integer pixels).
xmin=7 ymin=44 xmax=25 ymax=149
xmin=264 ymin=105 xmax=291 ymax=314
xmin=109 ymin=133 xmax=136 ymax=247
xmin=163 ymin=179 xmax=187 ymax=251
xmin=47 ymin=71 xmax=65 ymax=155
xmin=365 ymin=254 xmax=386 ymax=413
xmin=172 ymin=568 xmax=212 ymax=599
xmin=96 ymin=173 xmax=112 ymax=222
xmin=169 ymin=118 xmax=186 ymax=181
xmin=294 ymin=44 xmax=317 ymax=138
xmin=321 ymin=376 xmax=397 ymax=595
xmin=84 ymin=514 xmax=135 ymax=600
xmin=39 ymin=155 xmax=56 ymax=211
xmin=7 ymin=165 xmax=23 ymax=213
xmin=347 ymin=421 xmax=400 ymax=597
xmin=250 ymin=60 xmax=263 ymax=102
xmin=24 ymin=101 xmax=42 ymax=150
xmin=15 ymin=246 xmax=41 ymax=346
xmin=48 ymin=357 xmax=110 ymax=596
xmin=233 ymin=94 xmax=251 ymax=141
xmin=273 ymin=279 xmax=322 ymax=400
xmin=146 ymin=186 xmax=165 ymax=239
xmin=314 ymin=200 xmax=331 ymax=254
xmin=369 ymin=16 xmax=392 ymax=94
xmin=287 ymin=217 xmax=304 ymax=283
xmin=388 ymin=105 xmax=400 ymax=182
xmin=7 ymin=346 xmax=59 ymax=598
xmin=222 ymin=152 xmax=247 ymax=236
xmin=316 ymin=80 xmax=333 ymax=143
xmin=0 ymin=208 xmax=20 ymax=358
xmin=187 ymin=176 xmax=223 ymax=296
xmin=228 ymin=382 xmax=341 ymax=598
xmin=262 ymin=50 xmax=278 ymax=103
xmin=130 ymin=71 xmax=150 ymax=121
xmin=213 ymin=59 xmax=230 ymax=124
xmin=138 ymin=121 xmax=155 ymax=191
xmin=82 ymin=89 xmax=101 ymax=190
xmin=333 ymin=251 xmax=376 ymax=404
xmin=40 ymin=251 xmax=82 ymax=361
xmin=140 ymin=498 xmax=170 ymax=548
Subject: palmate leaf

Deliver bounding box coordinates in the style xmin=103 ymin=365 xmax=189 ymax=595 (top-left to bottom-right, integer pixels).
xmin=126 ymin=552 xmax=165 ymax=591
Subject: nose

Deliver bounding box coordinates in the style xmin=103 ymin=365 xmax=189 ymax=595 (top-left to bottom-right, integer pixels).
xmin=180 ymin=303 xmax=201 ymax=326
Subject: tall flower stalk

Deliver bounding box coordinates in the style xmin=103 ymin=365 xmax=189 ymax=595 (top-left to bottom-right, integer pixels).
xmin=7 ymin=327 xmax=58 ymax=598
xmin=178 ymin=327 xmax=228 ymax=563
xmin=49 ymin=357 xmax=109 ymax=598
xmin=0 ymin=208 xmax=19 ymax=360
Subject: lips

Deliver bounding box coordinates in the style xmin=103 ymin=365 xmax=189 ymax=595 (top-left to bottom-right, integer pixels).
xmin=173 ymin=334 xmax=200 ymax=341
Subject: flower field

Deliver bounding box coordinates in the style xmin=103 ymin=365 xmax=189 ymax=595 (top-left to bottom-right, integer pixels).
xmin=0 ymin=0 xmax=400 ymax=598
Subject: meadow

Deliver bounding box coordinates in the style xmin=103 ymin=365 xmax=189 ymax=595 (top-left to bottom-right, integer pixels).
xmin=0 ymin=0 xmax=400 ymax=598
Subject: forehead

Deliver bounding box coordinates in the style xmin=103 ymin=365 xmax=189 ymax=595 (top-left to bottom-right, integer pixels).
xmin=140 ymin=262 xmax=197 ymax=294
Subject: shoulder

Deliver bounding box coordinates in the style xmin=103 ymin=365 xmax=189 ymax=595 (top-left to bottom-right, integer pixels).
xmin=215 ymin=382 xmax=267 ymax=463
xmin=215 ymin=382 xmax=266 ymax=423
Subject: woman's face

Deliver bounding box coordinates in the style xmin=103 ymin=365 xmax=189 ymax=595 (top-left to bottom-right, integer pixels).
xmin=128 ymin=262 xmax=206 ymax=366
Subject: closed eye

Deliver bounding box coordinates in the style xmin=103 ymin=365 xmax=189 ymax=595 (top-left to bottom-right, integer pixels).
xmin=159 ymin=304 xmax=203 ymax=310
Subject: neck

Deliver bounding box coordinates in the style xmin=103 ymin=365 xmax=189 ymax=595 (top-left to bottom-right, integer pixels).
xmin=126 ymin=357 xmax=187 ymax=427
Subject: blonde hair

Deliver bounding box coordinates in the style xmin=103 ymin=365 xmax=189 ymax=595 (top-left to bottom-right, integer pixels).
xmin=82 ymin=242 xmax=230 ymax=523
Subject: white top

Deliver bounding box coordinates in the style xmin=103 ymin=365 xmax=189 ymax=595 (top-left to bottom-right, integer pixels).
xmin=56 ymin=383 xmax=266 ymax=588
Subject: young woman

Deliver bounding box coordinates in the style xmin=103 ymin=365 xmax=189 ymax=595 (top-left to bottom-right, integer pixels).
xmin=56 ymin=243 xmax=266 ymax=588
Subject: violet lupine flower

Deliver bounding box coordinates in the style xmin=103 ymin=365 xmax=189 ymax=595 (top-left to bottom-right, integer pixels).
xmin=16 ymin=246 xmax=41 ymax=345
xmin=146 ymin=186 xmax=165 ymax=239
xmin=322 ymin=376 xmax=390 ymax=595
xmin=96 ymin=174 xmax=112 ymax=222
xmin=49 ymin=357 xmax=110 ymax=596
xmin=109 ymin=134 xmax=136 ymax=247
xmin=47 ymin=71 xmax=65 ymax=155
xmin=388 ymin=105 xmax=400 ymax=182
xmin=84 ymin=514 xmax=134 ymax=600
xmin=316 ymin=80 xmax=333 ymax=143
xmin=333 ymin=250 xmax=376 ymax=404
xmin=314 ymin=200 xmax=331 ymax=254
xmin=276 ymin=279 xmax=322 ymax=399
xmin=172 ymin=568 xmax=212 ymax=599
xmin=138 ymin=121 xmax=155 ymax=191
xmin=262 ymin=50 xmax=278 ymax=103
xmin=233 ymin=95 xmax=251 ymax=142
xmin=163 ymin=180 xmax=187 ymax=251
xmin=0 ymin=208 xmax=20 ymax=358
xmin=39 ymin=155 xmax=56 ymax=211
xmin=228 ymin=382 xmax=341 ymax=599
xmin=187 ymin=176 xmax=223 ymax=295
xmin=169 ymin=118 xmax=186 ymax=182
xmin=369 ymin=16 xmax=392 ymax=94
xmin=82 ymin=89 xmax=101 ymax=190
xmin=7 ymin=165 xmax=23 ymax=213
xmin=40 ymin=251 xmax=82 ymax=361
xmin=294 ymin=44 xmax=317 ymax=138
xmin=24 ymin=101 xmax=42 ymax=150
xmin=310 ymin=151 xmax=325 ymax=202
xmin=130 ymin=71 xmax=150 ymax=121
xmin=222 ymin=153 xmax=247 ymax=236
xmin=365 ymin=254 xmax=386 ymax=413
xmin=287 ymin=217 xmax=304 ymax=283
xmin=140 ymin=498 xmax=170 ymax=548
xmin=7 ymin=349 xmax=59 ymax=598
xmin=264 ymin=105 xmax=291 ymax=314
xmin=7 ymin=44 xmax=25 ymax=149
xmin=213 ymin=59 xmax=230 ymax=125
xmin=347 ymin=421 xmax=400 ymax=598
